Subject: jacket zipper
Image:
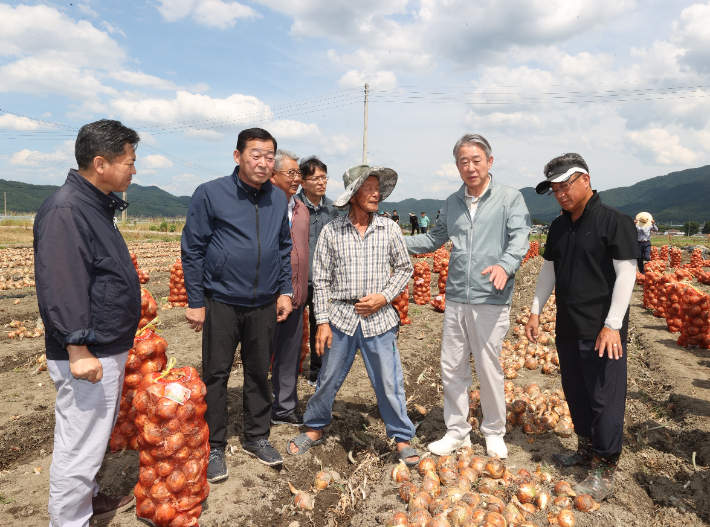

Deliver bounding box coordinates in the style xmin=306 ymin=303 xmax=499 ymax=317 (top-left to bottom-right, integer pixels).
xmin=253 ymin=201 xmax=261 ymax=306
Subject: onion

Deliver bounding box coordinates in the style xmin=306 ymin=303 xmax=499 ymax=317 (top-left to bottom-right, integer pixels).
xmin=443 ymin=487 xmax=464 ymax=503
xmin=459 ymin=467 xmax=479 ymax=485
xmin=392 ymin=462 xmax=411 ymax=483
xmin=314 ymin=471 xmax=332 ymax=491
xmin=423 ymin=517 xmax=450 ymax=527
xmin=516 ymin=482 xmax=537 ymax=504
xmin=456 ymin=475 xmax=472 ymax=493
xmin=524 ymin=357 xmax=538 ymax=370
xmin=429 ymin=497 xmax=451 ymax=516
xmin=518 ymin=502 xmax=536 ymax=515
xmin=524 ymin=383 xmax=540 ymax=397
xmin=173 ymin=446 xmax=190 ymax=464
xmin=511 ymin=400 xmax=527 ymax=414
xmin=142 ymin=422 xmax=164 ymax=445
xmin=469 ymin=507 xmax=486 ymax=524
xmin=166 ymin=469 xmax=188 ymax=493
xmin=447 ymin=501 xmax=473 ymax=526
xmin=156 ymin=460 xmax=175 ymax=477
xmin=410 ymin=490 xmax=433 ymax=511
xmin=535 ymin=491 xmax=550 ymax=510
xmin=534 ymin=465 xmax=553 ymax=484
xmin=176 ymin=494 xmax=201 ymax=512
xmin=457 ymin=446 xmax=475 ymax=460
xmin=484 ymin=458 xmax=505 ymax=479
xmin=460 ymin=491 xmax=481 ymax=509
xmin=399 ymin=482 xmax=418 ymax=503
xmin=165 ymin=432 xmax=186 ymax=454
xmin=554 ymin=496 xmax=572 ymax=509
xmin=288 ymin=482 xmax=314 ymax=511
xmin=516 ymin=468 xmax=532 ymax=482
xmin=422 ymin=475 xmax=441 ymax=497
xmin=139 ymin=466 xmax=157 ymax=487
xmin=438 ymin=467 xmax=458 ymax=487
xmin=500 ymin=469 xmax=515 ymax=486
xmin=150 ymin=481 xmax=172 ymax=501
xmin=155 ymin=398 xmax=178 ymax=420
xmin=554 ymin=481 xmax=576 ymax=497
xmin=384 ymin=511 xmax=409 ymax=526
xmin=408 ymin=508 xmax=432 ymax=527
xmin=574 ymin=494 xmax=599 ymax=512
xmin=483 ymin=511 xmax=506 ymax=527
xmin=557 ymin=509 xmax=576 ymax=527
xmin=483 ymin=494 xmax=506 ymax=514
xmin=437 ymin=455 xmax=455 ymax=471
xmin=477 ymin=477 xmax=498 ymax=495
xmin=554 ymin=421 xmax=574 ymax=438
xmin=137 ymin=498 xmax=156 ymax=519
xmin=469 ymin=457 xmax=486 ymax=472
xmin=503 ymin=502 xmax=525 ymax=525
xmin=134 ymin=482 xmax=149 ymax=501
xmin=418 ymin=458 xmax=437 ymax=476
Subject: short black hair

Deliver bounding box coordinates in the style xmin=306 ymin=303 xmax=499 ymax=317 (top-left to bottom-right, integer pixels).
xmin=299 ymin=155 xmax=328 ymax=179
xmin=393 ymin=209 xmax=397 ymax=212
xmin=236 ymin=128 xmax=277 ymax=153
xmin=543 ymin=153 xmax=589 ymax=177
xmin=421 ymin=211 xmax=425 ymax=214
xmin=75 ymin=119 xmax=140 ymax=170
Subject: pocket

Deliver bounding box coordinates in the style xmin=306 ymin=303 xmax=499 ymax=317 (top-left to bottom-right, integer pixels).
xmin=212 ymin=252 xmax=229 ymax=281
xmin=93 ymin=279 xmax=113 ymax=332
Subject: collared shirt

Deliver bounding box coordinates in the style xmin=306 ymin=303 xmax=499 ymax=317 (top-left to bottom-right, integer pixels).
xmin=304 ymin=194 xmax=322 ymax=209
xmin=636 ymin=223 xmax=658 ymax=242
xmin=288 ymin=195 xmax=296 ymax=223
xmin=313 ymin=213 xmax=413 ymax=337
xmin=465 ymin=179 xmax=490 ymax=220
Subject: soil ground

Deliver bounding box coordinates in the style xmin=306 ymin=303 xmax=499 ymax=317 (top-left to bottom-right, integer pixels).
xmin=0 ymin=248 xmax=709 ymax=527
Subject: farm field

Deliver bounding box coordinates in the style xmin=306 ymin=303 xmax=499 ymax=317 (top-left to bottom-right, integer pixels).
xmin=0 ymin=242 xmax=708 ymax=526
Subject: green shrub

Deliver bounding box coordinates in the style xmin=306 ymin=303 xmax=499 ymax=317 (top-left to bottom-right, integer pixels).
xmin=169 ymin=224 xmax=177 ymax=232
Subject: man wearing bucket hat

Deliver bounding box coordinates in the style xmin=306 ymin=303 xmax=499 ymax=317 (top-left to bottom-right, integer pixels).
xmin=287 ymin=165 xmax=420 ymax=466
xmin=634 ymin=212 xmax=658 ymax=273
xmin=525 ymin=153 xmax=637 ymax=501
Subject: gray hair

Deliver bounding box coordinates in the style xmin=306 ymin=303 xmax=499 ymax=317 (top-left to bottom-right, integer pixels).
xmin=453 ymin=134 xmax=492 ymax=160
xmin=274 ymin=149 xmax=299 ymax=171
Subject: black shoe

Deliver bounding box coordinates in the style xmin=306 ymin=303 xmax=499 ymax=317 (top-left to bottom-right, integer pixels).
xmin=207 ymin=448 xmax=228 ymax=483
xmin=271 ymin=413 xmax=304 ymax=426
xmin=243 ymin=439 xmax=283 ymax=466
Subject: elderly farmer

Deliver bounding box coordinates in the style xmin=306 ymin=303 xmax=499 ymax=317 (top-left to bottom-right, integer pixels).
xmin=409 ymin=212 xmax=420 ymax=235
xmin=35 ymin=120 xmax=141 ymax=526
xmin=634 ymin=212 xmax=658 ymax=273
xmin=297 ymin=156 xmax=339 ymax=386
xmin=182 ymin=128 xmax=294 ymax=478
xmin=525 ymin=153 xmax=636 ymax=500
xmin=288 ymin=165 xmax=420 ymax=466
xmin=270 ymin=150 xmax=310 ymax=426
xmin=407 ymin=133 xmax=530 ymax=458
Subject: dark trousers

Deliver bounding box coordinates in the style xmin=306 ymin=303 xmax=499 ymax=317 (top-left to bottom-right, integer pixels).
xmin=410 ymin=224 xmax=420 ymax=235
xmin=556 ymin=336 xmax=627 ymax=458
xmin=306 ymin=286 xmax=321 ymax=380
xmin=271 ymin=304 xmax=304 ymax=418
xmin=421 ymin=226 xmax=428 ymax=234
xmin=202 ymin=295 xmax=277 ymax=448
xmin=638 ymin=241 xmax=651 ymax=273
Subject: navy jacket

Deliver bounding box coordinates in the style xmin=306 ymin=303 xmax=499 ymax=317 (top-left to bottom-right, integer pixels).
xmin=182 ymin=167 xmax=293 ymax=308
xmin=34 ymin=170 xmax=141 ymax=360
xmin=296 ymin=189 xmax=339 ymax=285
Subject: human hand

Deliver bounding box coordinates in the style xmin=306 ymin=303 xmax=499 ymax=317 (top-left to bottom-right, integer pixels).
xmin=525 ymin=313 xmax=540 ymax=343
xmin=185 ymin=307 xmax=205 ymax=332
xmin=67 ymin=345 xmax=103 ymax=383
xmin=595 ymin=326 xmax=623 ymax=359
xmin=276 ymin=295 xmax=293 ymax=322
xmin=354 ymin=294 xmax=387 ymax=317
xmin=315 ymin=324 xmax=332 ymax=357
xmin=481 ymin=265 xmax=509 ymax=290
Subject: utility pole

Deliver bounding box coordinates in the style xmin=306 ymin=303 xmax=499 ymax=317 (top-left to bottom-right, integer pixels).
xmin=3 ymin=192 xmax=5 ymax=220
xmin=122 ymin=191 xmax=127 ymax=224
xmin=362 ymin=83 xmax=369 ymax=165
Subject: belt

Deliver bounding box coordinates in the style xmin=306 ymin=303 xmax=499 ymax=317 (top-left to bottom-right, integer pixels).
xmin=335 ymin=299 xmax=361 ymax=305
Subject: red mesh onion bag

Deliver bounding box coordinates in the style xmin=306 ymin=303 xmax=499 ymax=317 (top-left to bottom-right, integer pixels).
xmin=677 ymin=286 xmax=710 ymax=349
xmin=438 ymin=260 xmax=449 ymax=294
xmin=391 ymin=285 xmax=412 ymax=325
xmin=299 ymin=308 xmax=309 ymax=372
xmin=430 ymin=294 xmax=445 ymax=312
xmin=168 ymin=259 xmax=188 ymax=307
xmin=139 ymin=288 xmax=159 ymax=330
xmin=131 ymin=253 xmax=150 ymax=284
xmin=134 ymin=361 xmax=210 ymax=526
xmin=412 ymin=261 xmax=432 ymax=305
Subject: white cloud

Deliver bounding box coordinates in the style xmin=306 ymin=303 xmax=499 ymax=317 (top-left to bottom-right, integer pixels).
xmin=77 ymin=3 xmax=98 ymax=17
xmin=338 ymin=70 xmax=398 ymax=90
xmin=0 ymin=114 xmax=43 ymax=131
xmin=107 ymin=70 xmax=181 ymax=91
xmin=184 ymin=130 xmax=224 ymax=141
xmin=626 ymin=128 xmax=700 ymax=165
xmin=142 ymin=155 xmax=174 ymax=170
xmin=672 ymin=2 xmax=710 ymax=72
xmin=100 ymin=21 xmax=127 ymax=37
xmin=268 ymin=120 xmax=320 ymax=140
xmin=425 ymin=163 xmax=462 ymax=194
xmin=156 ymin=0 xmax=259 ymax=28
xmin=8 ymin=142 xmax=74 ymax=168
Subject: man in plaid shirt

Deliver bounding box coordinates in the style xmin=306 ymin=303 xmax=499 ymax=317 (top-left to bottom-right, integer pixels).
xmin=287 ymin=165 xmax=420 ymax=466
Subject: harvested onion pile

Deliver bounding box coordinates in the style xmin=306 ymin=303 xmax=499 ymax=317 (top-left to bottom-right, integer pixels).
xmin=650 ymin=246 xmax=660 ymax=261
xmin=110 ymin=324 xmax=168 ymax=452
xmin=387 ymin=448 xmax=600 ymax=527
xmin=413 ymin=252 xmax=434 ymax=258
xmin=168 ymin=260 xmax=188 ymax=307
xmin=660 ymin=245 xmax=669 ymax=263
xmin=6 ymin=319 xmax=44 ymax=339
xmin=690 ymin=248 xmax=703 ymax=268
xmin=130 ymin=253 xmax=150 ymax=284
xmin=670 ymin=247 xmax=682 ymax=268
xmin=438 ymin=259 xmax=449 ymax=295
xmin=391 ymin=285 xmax=412 ymax=325
xmin=433 ymin=246 xmax=450 ymax=273
xmin=522 ymin=241 xmax=540 ymax=264
xmin=133 ymin=361 xmax=209 ymax=527
xmin=412 ymin=261 xmax=432 ymax=306
xmin=676 ymin=285 xmax=710 ymax=349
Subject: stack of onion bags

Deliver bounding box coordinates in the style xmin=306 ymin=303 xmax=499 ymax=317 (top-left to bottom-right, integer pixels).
xmin=659 ymin=245 xmax=669 ymax=263
xmin=670 ymin=247 xmax=682 ymax=268
xmin=168 ymin=260 xmax=188 ymax=307
xmin=522 ymin=241 xmax=540 ymax=264
xmin=131 ymin=253 xmax=151 ymax=284
xmin=133 ymin=361 xmax=209 ymax=526
xmin=387 ymin=448 xmax=599 ymax=527
xmin=413 ymin=261 xmax=432 ymax=306
xmin=391 ymin=285 xmax=412 ymax=325
xmin=676 ymin=285 xmax=710 ymax=349
xmin=110 ymin=324 xmax=168 ymax=452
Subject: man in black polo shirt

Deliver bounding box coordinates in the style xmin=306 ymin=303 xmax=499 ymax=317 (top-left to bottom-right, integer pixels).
xmin=525 ymin=153 xmax=636 ymax=501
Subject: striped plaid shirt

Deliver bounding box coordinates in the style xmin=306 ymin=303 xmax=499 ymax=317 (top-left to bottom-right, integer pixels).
xmin=313 ymin=213 xmax=413 ymax=337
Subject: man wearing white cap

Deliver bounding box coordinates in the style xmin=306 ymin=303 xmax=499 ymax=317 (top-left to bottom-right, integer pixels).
xmin=634 ymin=212 xmax=658 ymax=273
xmin=525 ymin=152 xmax=637 ymax=501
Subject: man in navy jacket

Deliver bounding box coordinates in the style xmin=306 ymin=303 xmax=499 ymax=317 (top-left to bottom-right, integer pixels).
xmin=182 ymin=128 xmax=293 ymax=479
xmin=35 ymin=119 xmax=141 ymax=526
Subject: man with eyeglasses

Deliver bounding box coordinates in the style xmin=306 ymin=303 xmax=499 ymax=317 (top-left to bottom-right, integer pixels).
xmin=182 ymin=128 xmax=294 ymax=479
xmin=407 ymin=133 xmax=530 ymax=459
xmin=297 ymin=156 xmax=339 ymax=386
xmin=525 ymin=153 xmax=636 ymax=501
xmin=269 ymin=150 xmax=310 ymax=427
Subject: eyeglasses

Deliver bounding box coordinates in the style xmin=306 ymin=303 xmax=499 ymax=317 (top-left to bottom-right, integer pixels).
xmin=303 ymin=176 xmax=328 ymax=183
xmin=275 ymin=169 xmax=302 ymax=179
xmin=548 ymin=173 xmax=583 ymax=196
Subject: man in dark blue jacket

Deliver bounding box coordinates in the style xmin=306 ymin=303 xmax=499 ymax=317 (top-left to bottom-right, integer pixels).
xmin=34 ymin=119 xmax=141 ymax=527
xmin=182 ymin=128 xmax=293 ymax=479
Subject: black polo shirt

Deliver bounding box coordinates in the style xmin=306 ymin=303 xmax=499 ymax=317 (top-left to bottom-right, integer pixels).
xmin=543 ymin=191 xmax=637 ymax=340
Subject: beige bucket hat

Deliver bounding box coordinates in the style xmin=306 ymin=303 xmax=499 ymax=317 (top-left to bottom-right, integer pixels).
xmin=636 ymin=212 xmax=653 ymax=226
xmin=332 ymin=164 xmax=398 ymax=209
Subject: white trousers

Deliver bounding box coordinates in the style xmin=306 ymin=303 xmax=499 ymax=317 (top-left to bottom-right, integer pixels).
xmin=441 ymin=300 xmax=509 ymax=440
xmin=47 ymin=352 xmax=128 ymax=527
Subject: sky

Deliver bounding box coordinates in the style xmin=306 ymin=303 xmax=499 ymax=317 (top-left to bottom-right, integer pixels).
xmin=1 ymin=0 xmax=710 ymax=205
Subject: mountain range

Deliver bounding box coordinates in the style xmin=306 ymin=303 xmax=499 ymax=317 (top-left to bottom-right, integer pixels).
xmin=1 ymin=164 xmax=709 ymax=224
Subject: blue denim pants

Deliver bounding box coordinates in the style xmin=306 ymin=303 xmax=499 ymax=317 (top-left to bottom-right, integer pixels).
xmin=303 ymin=324 xmax=416 ymax=443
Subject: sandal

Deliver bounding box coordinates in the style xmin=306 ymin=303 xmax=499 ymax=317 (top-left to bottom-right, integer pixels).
xmin=397 ymin=446 xmax=421 ymax=468
xmin=288 ymin=432 xmax=325 ymax=456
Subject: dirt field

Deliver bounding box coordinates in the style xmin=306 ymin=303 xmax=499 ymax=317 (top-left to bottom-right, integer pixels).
xmin=0 ymin=248 xmax=709 ymax=527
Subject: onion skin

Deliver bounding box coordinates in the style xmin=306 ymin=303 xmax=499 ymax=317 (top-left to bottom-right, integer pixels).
xmin=399 ymin=482 xmax=418 ymax=503
xmin=483 ymin=494 xmax=506 ymax=514
xmin=469 ymin=457 xmax=486 ymax=473
xmin=460 ymin=492 xmax=481 ymax=509
xmin=503 ymin=502 xmax=525 ymax=525
xmin=423 ymin=517 xmax=451 ymax=527
xmin=439 ymin=467 xmax=458 ymax=487
xmin=483 ymin=511 xmax=506 ymax=527
xmin=557 ymin=509 xmax=576 ymax=527
xmin=429 ymin=497 xmax=451 ymax=516
xmin=516 ymin=482 xmax=537 ymax=504
xmin=554 ymin=496 xmax=572 ymax=509
xmin=294 ymin=492 xmax=314 ymax=511
xmin=573 ymin=494 xmax=600 ymax=512
xmin=437 ymin=455 xmax=456 ymax=471
xmin=410 ymin=490 xmax=433 ymax=511
xmin=447 ymin=501 xmax=473 ymax=526
xmin=408 ymin=508 xmax=432 ymax=527
xmin=554 ymin=481 xmax=577 ymax=497
xmin=418 ymin=458 xmax=437 ymax=476
xmin=535 ymin=491 xmax=550 ymax=510
xmin=314 ymin=471 xmax=332 ymax=491
xmin=484 ymin=458 xmax=505 ymax=479
xmin=384 ymin=511 xmax=409 ymax=526
xmin=422 ymin=475 xmax=442 ymax=498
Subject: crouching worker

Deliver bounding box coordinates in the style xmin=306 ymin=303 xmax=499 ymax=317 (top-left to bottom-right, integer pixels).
xmin=288 ymin=165 xmax=420 ymax=466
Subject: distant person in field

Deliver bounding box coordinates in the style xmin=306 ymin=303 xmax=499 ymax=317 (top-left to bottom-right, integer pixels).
xmin=35 ymin=120 xmax=141 ymax=526
xmin=634 ymin=212 xmax=658 ymax=273
xmin=420 ymin=211 xmax=430 ymax=233
xmin=409 ymin=212 xmax=420 ymax=235
xmin=525 ymin=153 xmax=636 ymax=501
xmin=288 ymin=165 xmax=420 ymax=467
xmin=407 ymin=133 xmax=530 ymax=459
xmin=182 ymin=128 xmax=294 ymax=478
xmin=391 ymin=209 xmax=400 ymax=224
xmin=269 ymin=150 xmax=309 ymax=427
xmin=297 ymin=156 xmax=339 ymax=387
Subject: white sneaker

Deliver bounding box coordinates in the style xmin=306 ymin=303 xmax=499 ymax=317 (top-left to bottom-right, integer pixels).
xmin=485 ymin=436 xmax=508 ymax=459
xmin=427 ymin=434 xmax=472 ymax=456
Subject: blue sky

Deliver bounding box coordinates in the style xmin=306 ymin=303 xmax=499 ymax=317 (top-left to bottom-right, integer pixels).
xmin=1 ymin=0 xmax=710 ymax=205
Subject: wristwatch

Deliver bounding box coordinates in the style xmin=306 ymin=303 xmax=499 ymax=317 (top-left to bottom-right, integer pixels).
xmin=281 ymin=293 xmax=293 ymax=298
